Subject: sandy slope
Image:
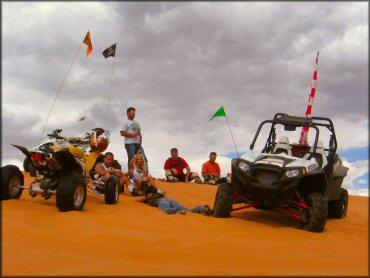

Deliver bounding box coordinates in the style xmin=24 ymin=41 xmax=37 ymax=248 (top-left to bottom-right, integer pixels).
xmin=2 ymin=174 xmax=368 ymax=276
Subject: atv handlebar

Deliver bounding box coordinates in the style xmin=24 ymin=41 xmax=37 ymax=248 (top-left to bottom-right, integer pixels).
xmin=46 ymin=129 xmax=91 ymax=146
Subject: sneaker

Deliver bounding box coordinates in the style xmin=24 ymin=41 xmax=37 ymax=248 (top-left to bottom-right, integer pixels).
xmin=131 ymin=189 xmax=143 ymax=197
xmin=202 ymin=205 xmax=213 ymax=216
xmin=194 ymin=177 xmax=203 ymax=184
xmin=208 ymin=179 xmax=216 ymax=185
xmin=167 ymin=175 xmax=177 ymax=183
xmin=176 ymin=209 xmax=187 ymax=215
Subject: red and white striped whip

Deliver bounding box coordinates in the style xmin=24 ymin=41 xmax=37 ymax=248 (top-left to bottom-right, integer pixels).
xmin=299 ymin=51 xmax=320 ymax=145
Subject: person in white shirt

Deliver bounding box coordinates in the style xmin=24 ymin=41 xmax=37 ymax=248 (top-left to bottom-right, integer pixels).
xmin=120 ymin=107 xmax=147 ymax=167
xmin=94 ymin=152 xmax=130 ymax=193
xmin=128 ymin=151 xmax=155 ymax=197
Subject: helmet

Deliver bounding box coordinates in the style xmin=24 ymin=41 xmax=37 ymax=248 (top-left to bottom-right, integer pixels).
xmin=90 ymin=128 xmax=110 ymax=152
xmin=96 ymin=136 xmax=109 ymax=152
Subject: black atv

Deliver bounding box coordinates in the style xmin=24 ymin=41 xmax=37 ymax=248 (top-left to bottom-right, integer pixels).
xmin=213 ymin=113 xmax=349 ymax=232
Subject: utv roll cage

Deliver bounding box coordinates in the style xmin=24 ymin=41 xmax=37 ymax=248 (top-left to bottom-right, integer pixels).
xmin=249 ymin=113 xmax=338 ymax=170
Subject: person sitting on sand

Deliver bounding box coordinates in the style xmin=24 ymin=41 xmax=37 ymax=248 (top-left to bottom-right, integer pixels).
xmin=201 ymin=152 xmax=221 ymax=185
xmin=139 ymin=185 xmax=213 ymax=216
xmin=94 ymin=152 xmax=131 ymax=193
xmin=128 ymin=150 xmax=155 ymax=197
xmin=164 ymin=148 xmax=203 ymax=184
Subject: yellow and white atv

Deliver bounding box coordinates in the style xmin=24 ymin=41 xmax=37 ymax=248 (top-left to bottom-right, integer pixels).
xmin=1 ymin=128 xmax=120 ymax=211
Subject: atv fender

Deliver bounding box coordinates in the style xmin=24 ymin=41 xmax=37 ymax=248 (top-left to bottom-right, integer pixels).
xmin=298 ymin=171 xmax=328 ymax=197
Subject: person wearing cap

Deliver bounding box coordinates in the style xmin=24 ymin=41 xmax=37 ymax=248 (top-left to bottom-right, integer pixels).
xmin=120 ymin=107 xmax=147 ymax=167
xmin=163 ymin=148 xmax=203 ymax=183
xmin=201 ymin=152 xmax=221 ymax=185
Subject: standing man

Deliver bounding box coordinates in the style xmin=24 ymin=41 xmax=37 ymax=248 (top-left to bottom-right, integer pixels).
xmin=201 ymin=152 xmax=221 ymax=185
xmin=120 ymin=107 xmax=146 ymax=167
xmin=164 ymin=148 xmax=203 ymax=184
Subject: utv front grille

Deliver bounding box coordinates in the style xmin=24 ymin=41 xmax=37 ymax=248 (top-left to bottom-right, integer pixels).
xmin=253 ymin=169 xmax=281 ymax=185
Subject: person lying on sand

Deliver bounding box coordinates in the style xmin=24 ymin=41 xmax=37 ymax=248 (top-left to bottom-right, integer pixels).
xmin=137 ymin=185 xmax=213 ymax=216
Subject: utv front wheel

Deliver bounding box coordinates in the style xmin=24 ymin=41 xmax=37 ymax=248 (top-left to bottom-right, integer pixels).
xmin=105 ymin=175 xmax=119 ymax=204
xmin=300 ymin=193 xmax=328 ymax=232
xmin=56 ymin=174 xmax=87 ymax=211
xmin=328 ymin=188 xmax=348 ymax=218
xmin=213 ymin=183 xmax=234 ymax=218
xmin=1 ymin=165 xmax=24 ymax=200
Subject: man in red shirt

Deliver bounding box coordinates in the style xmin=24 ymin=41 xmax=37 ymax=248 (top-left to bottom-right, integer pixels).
xmin=164 ymin=148 xmax=203 ymax=183
xmin=201 ymin=152 xmax=221 ymax=185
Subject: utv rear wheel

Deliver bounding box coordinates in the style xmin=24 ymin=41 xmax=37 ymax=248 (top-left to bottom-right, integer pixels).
xmin=105 ymin=175 xmax=119 ymax=204
xmin=300 ymin=193 xmax=328 ymax=232
xmin=1 ymin=165 xmax=24 ymax=200
xmin=56 ymin=174 xmax=87 ymax=211
xmin=213 ymin=183 xmax=234 ymax=218
xmin=328 ymin=188 xmax=348 ymax=218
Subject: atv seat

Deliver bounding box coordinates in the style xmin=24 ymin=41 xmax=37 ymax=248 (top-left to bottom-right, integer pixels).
xmin=303 ymin=140 xmax=328 ymax=169
xmin=274 ymin=136 xmax=292 ymax=156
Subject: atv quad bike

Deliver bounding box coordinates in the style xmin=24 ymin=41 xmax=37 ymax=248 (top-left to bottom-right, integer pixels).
xmin=213 ymin=113 xmax=349 ymax=232
xmin=1 ymin=128 xmax=120 ymax=211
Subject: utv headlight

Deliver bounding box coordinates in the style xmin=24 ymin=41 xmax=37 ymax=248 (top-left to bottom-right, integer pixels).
xmin=239 ymin=161 xmax=250 ymax=172
xmin=285 ymin=169 xmax=300 ymax=178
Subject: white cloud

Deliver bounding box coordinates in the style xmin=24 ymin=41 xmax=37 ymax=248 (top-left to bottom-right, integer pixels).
xmin=2 ymin=2 xmax=368 ymax=198
xmin=342 ymin=159 xmax=369 ymax=196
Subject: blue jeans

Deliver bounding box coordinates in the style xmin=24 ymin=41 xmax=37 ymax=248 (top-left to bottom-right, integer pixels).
xmin=125 ymin=143 xmax=146 ymax=166
xmin=157 ymin=197 xmax=205 ymax=214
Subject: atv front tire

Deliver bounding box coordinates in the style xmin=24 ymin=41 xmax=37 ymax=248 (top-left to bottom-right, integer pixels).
xmin=328 ymin=188 xmax=348 ymax=218
xmin=56 ymin=174 xmax=87 ymax=211
xmin=300 ymin=193 xmax=328 ymax=232
xmin=213 ymin=183 xmax=234 ymax=218
xmin=23 ymin=157 xmax=30 ymax=172
xmin=1 ymin=165 xmax=24 ymax=200
xmin=105 ymin=175 xmax=119 ymax=204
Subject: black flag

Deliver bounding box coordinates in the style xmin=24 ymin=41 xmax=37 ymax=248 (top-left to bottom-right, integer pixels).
xmin=102 ymin=43 xmax=117 ymax=58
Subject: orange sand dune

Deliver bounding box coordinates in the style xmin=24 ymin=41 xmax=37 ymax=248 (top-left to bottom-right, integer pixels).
xmin=2 ymin=174 xmax=368 ymax=276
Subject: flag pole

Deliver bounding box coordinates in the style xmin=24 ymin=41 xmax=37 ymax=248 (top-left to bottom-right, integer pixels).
xmin=224 ymin=115 xmax=240 ymax=158
xmin=298 ymin=51 xmax=320 ymax=145
xmin=105 ymin=57 xmax=116 ymax=131
xmin=40 ymin=41 xmax=84 ymax=142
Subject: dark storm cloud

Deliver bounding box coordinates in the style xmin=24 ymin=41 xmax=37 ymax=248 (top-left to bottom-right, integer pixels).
xmin=2 ymin=2 xmax=368 ymax=177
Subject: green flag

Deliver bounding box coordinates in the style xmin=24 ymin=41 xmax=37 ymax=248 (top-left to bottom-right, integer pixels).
xmin=209 ymin=106 xmax=226 ymax=121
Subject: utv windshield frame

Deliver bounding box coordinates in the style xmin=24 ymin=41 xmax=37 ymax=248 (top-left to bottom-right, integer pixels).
xmin=249 ymin=113 xmax=338 ymax=159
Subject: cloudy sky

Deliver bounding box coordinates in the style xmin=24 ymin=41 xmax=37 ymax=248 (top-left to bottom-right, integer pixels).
xmin=2 ymin=2 xmax=368 ymax=195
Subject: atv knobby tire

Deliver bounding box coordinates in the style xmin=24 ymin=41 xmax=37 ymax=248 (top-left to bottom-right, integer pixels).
xmin=328 ymin=188 xmax=348 ymax=218
xmin=300 ymin=193 xmax=328 ymax=232
xmin=1 ymin=165 xmax=24 ymax=200
xmin=28 ymin=162 xmax=38 ymax=177
xmin=105 ymin=175 xmax=119 ymax=204
xmin=213 ymin=183 xmax=234 ymax=218
xmin=56 ymin=174 xmax=87 ymax=211
xmin=23 ymin=157 xmax=38 ymax=177
xmin=23 ymin=157 xmax=30 ymax=172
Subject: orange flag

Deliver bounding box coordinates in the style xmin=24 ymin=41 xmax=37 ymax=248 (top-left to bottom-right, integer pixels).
xmin=83 ymin=31 xmax=93 ymax=57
